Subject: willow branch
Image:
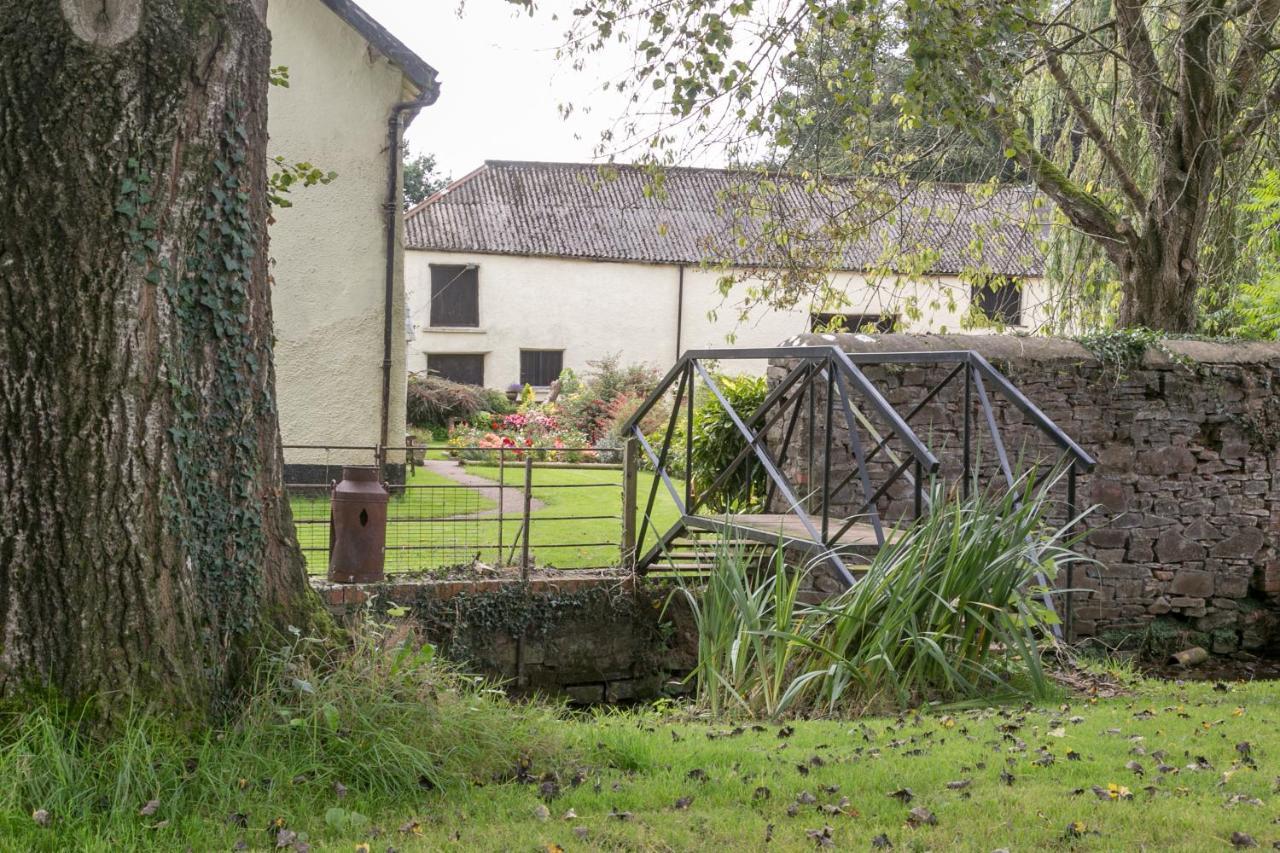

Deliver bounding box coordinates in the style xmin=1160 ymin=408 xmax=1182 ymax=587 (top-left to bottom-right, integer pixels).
xmin=1114 ymin=0 xmax=1169 ymax=140
xmin=1044 ymin=49 xmax=1148 ymax=213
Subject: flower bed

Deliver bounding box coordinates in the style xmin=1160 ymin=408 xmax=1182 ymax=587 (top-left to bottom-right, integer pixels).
xmin=448 ymin=412 xmax=596 ymax=462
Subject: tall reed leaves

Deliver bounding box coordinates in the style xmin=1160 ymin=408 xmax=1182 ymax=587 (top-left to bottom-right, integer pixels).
xmin=679 ymin=471 xmax=1091 ymax=717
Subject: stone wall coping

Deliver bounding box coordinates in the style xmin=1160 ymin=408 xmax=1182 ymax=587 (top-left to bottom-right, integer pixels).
xmin=780 ymin=333 xmax=1280 ymax=366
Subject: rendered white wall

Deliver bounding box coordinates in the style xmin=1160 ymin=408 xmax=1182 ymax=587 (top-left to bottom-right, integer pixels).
xmin=267 ymin=0 xmax=412 ymax=462
xmin=406 ymin=250 xmax=1050 ymax=383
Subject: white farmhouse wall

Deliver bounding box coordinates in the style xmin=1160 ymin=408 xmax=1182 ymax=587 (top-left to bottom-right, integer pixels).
xmin=407 ymin=252 xmax=681 ymax=386
xmin=407 ymin=250 xmax=1051 ymax=383
xmin=267 ymin=0 xmax=411 ymax=463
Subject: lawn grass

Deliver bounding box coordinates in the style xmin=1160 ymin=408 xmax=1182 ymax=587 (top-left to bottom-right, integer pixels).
xmin=293 ymin=463 xmax=684 ymax=573
xmin=391 ymin=677 xmax=1280 ymax=851
xmin=9 ymin=677 xmax=1280 ymax=850
xmin=463 ymin=462 xmax=684 ymax=570
xmin=290 ymin=464 xmax=497 ymax=573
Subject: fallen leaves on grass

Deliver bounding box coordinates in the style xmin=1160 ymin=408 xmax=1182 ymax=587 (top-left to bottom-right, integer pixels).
xmin=805 ymin=825 xmax=835 ymax=848
xmin=906 ymin=807 xmax=936 ymax=827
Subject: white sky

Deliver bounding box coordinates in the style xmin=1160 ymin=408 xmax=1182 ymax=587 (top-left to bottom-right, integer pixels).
xmin=355 ymin=1 xmax=643 ymax=181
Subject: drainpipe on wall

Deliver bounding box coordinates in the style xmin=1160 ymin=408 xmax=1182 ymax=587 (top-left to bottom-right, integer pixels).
xmin=380 ymin=91 xmax=437 ymax=456
xmin=675 ymin=263 xmax=685 ymax=360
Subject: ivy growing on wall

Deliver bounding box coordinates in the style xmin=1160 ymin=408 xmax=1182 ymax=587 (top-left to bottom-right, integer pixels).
xmin=117 ymin=102 xmax=271 ymax=645
xmin=1075 ymin=327 xmax=1194 ymax=383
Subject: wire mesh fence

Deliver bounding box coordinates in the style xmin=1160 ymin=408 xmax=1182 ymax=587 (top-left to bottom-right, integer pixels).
xmin=283 ymin=444 xmax=672 ymax=575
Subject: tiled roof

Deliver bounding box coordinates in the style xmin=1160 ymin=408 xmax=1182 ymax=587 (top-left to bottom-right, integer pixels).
xmin=405 ymin=160 xmax=1046 ymax=276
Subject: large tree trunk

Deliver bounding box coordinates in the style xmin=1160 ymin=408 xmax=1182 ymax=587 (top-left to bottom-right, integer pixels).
xmin=1116 ymin=230 xmax=1201 ymax=332
xmin=0 ymin=0 xmax=322 ymax=714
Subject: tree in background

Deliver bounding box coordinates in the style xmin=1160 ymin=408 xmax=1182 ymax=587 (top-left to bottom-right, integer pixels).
xmin=0 ymin=0 xmax=324 ymax=715
xmin=404 ymin=151 xmax=450 ymax=208
xmin=561 ymin=0 xmax=1280 ymax=332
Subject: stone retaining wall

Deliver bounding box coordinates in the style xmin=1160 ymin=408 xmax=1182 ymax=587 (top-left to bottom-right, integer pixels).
xmin=770 ymin=334 xmax=1280 ymax=653
xmin=313 ymin=572 xmax=695 ymax=703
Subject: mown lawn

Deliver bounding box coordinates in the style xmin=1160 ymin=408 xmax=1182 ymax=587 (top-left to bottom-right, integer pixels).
xmin=12 ymin=678 xmax=1280 ymax=851
xmin=293 ymin=464 xmax=684 ymax=573
xmin=464 ymin=463 xmax=685 ymax=570
xmin=290 ymin=464 xmax=497 ymax=573
xmin=390 ymin=678 xmax=1280 ymax=851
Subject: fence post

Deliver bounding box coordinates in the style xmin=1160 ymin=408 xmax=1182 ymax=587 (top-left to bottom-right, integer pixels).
xmin=521 ymin=454 xmax=533 ymax=580
xmin=497 ymin=446 xmax=505 ymax=565
xmin=621 ymin=435 xmax=639 ymax=571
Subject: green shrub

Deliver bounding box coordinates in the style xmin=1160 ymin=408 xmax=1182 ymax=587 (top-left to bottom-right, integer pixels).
xmin=406 ymin=374 xmax=484 ymax=428
xmin=559 ymin=354 xmax=662 ymax=441
xmin=478 ymin=387 xmax=516 ymax=415
xmin=687 ymin=374 xmax=768 ymax=511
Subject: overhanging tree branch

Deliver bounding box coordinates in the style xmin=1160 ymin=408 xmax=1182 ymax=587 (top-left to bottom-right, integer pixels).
xmin=1222 ymin=0 xmax=1280 ymax=120
xmin=1114 ymin=0 xmax=1170 ymax=140
xmin=1043 ymin=49 xmax=1148 ymax=213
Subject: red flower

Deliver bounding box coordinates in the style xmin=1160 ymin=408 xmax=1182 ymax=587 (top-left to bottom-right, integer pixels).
xmin=525 ymin=438 xmax=534 ymax=447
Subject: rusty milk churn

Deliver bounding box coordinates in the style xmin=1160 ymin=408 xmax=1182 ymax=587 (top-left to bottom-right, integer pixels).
xmin=328 ymin=466 xmax=389 ymax=584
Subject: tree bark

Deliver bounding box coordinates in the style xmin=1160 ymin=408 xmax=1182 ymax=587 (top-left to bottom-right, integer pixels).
xmin=0 ymin=0 xmax=321 ymax=714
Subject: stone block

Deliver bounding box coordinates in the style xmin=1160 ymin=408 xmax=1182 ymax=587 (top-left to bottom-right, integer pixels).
xmin=1137 ymin=447 xmax=1197 ymax=475
xmin=1156 ymin=530 xmax=1207 ymax=564
xmin=1097 ymin=445 xmax=1135 ymax=471
xmin=1091 ymin=480 xmax=1129 ymax=512
xmin=1148 ymin=596 xmax=1171 ymax=615
xmin=1169 ymin=597 xmax=1208 ymax=617
xmin=1212 ymin=527 xmax=1265 ymax=559
xmin=564 ymin=683 xmax=605 ymax=705
xmin=1215 ymin=570 xmax=1251 ymax=600
xmin=1195 ymin=610 xmax=1239 ymax=632
xmin=1172 ymin=568 xmax=1213 ymax=594
xmin=1088 ymin=529 xmax=1128 ymax=549
xmin=1128 ymin=538 xmax=1155 ymax=562
xmin=1257 ymin=560 xmax=1280 ymax=596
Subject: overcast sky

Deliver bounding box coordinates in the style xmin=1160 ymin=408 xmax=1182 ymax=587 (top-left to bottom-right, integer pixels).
xmin=356 ymin=1 xmax=642 ymax=182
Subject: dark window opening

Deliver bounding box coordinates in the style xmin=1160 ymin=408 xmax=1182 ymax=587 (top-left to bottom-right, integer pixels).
xmin=520 ymin=350 xmax=564 ymax=387
xmin=428 ymin=353 xmax=484 ymax=386
xmin=971 ymin=278 xmax=1023 ymax=325
xmin=429 ymin=264 xmax=479 ymax=327
xmin=810 ymin=312 xmax=897 ymax=334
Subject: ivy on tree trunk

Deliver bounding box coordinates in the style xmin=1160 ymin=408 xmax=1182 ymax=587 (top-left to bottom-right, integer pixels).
xmin=0 ymin=0 xmax=323 ymax=715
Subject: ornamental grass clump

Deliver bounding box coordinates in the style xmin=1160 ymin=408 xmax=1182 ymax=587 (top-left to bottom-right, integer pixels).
xmin=676 ymin=471 xmax=1091 ymax=718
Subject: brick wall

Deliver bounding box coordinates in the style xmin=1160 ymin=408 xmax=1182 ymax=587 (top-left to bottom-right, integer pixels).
xmin=770 ymin=334 xmax=1280 ymax=652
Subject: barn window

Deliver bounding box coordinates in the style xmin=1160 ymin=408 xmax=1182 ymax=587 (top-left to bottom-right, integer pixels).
xmin=972 ymin=278 xmax=1023 ymax=325
xmin=520 ymin=350 xmax=564 ymax=387
xmin=810 ymin=312 xmax=897 ymax=334
xmin=429 ymin=264 xmax=479 ymax=327
xmin=428 ymin=353 xmax=484 ymax=386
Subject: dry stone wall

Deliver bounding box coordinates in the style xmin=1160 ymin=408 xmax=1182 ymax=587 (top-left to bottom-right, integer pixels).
xmin=769 ymin=334 xmax=1280 ymax=653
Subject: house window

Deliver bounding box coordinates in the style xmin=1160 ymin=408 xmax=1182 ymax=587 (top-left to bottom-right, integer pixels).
xmin=428 ymin=353 xmax=484 ymax=386
xmin=971 ymin=278 xmax=1023 ymax=325
xmin=429 ymin=264 xmax=479 ymax=327
xmin=810 ymin=312 xmax=897 ymax=334
xmin=520 ymin=350 xmax=564 ymax=387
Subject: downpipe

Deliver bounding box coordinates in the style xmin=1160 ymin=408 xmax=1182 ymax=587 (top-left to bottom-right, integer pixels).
xmin=380 ymin=93 xmax=436 ymax=455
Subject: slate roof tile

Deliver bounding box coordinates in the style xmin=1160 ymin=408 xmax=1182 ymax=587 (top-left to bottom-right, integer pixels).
xmin=405 ymin=160 xmax=1045 ymax=276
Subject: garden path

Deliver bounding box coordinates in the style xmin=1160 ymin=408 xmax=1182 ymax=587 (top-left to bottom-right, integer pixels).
xmin=420 ymin=458 xmax=546 ymax=519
